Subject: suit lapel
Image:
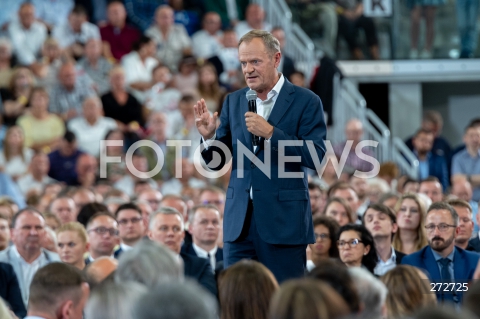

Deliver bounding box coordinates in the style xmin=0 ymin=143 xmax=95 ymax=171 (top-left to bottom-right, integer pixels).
xmin=254 ymin=80 xmax=296 ymax=156
xmin=453 ymin=248 xmax=466 ymax=280
xmin=423 ymin=247 xmax=441 ymax=280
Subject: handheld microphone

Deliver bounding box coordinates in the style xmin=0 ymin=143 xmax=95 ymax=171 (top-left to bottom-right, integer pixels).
xmin=246 ymin=89 xmax=259 ymax=146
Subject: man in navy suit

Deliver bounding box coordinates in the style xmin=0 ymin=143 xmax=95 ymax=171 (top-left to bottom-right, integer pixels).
xmin=149 ymin=207 xmax=217 ymax=296
xmin=194 ymin=30 xmax=327 ymax=282
xmin=181 ymin=205 xmax=224 ymax=274
xmin=402 ymin=202 xmax=480 ymax=304
xmin=412 ymin=129 xmax=449 ymax=191
xmin=0 ymin=262 xmax=26 ymax=318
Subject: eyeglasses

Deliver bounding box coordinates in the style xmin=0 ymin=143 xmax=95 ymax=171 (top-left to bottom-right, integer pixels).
xmin=117 ymin=217 xmax=143 ymax=226
xmin=337 ymin=239 xmax=363 ymax=249
xmin=87 ymin=227 xmax=119 ymax=236
xmin=314 ymin=233 xmax=330 ymax=241
xmin=424 ymin=224 xmax=456 ymax=232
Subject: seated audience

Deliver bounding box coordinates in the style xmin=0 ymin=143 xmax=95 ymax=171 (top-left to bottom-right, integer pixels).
xmin=192 ymin=12 xmax=223 ymax=59
xmin=363 ymin=203 xmax=405 ymax=276
xmin=49 ymin=61 xmax=96 ymax=120
xmin=26 ymin=263 xmax=89 ymax=319
xmin=450 ymin=178 xmax=478 ymax=232
xmin=0 ymin=38 xmax=14 ymax=89
xmin=148 ymin=207 xmax=217 ymax=295
xmin=50 ymin=196 xmax=77 ymax=225
xmin=196 ymin=63 xmax=226 ymax=113
xmin=402 ymin=202 xmax=480 ymax=304
xmin=7 ymin=3 xmax=47 ymax=67
xmin=77 ymin=39 xmax=113 ymax=95
xmin=120 ymin=36 xmax=158 ymax=103
xmin=271 ymin=27 xmax=296 ymax=80
xmin=85 ymin=281 xmax=147 ymax=319
xmin=52 ymin=5 xmax=100 ymax=58
xmin=0 ymin=208 xmax=60 ymax=307
xmin=182 ymin=205 xmax=223 ymax=273
xmin=0 ymin=261 xmax=26 ymax=318
xmin=146 ymin=64 xmax=182 ymax=116
xmin=100 ymin=1 xmax=141 ymax=61
xmin=173 ymin=55 xmax=199 ymax=94
xmin=115 ymin=203 xmax=145 ymax=253
xmin=322 ymin=197 xmax=355 ymax=227
xmin=47 ymin=131 xmax=84 ymax=185
xmin=419 ymin=176 xmax=444 ymax=203
xmin=30 ymin=0 xmax=73 ymax=31
xmin=0 ymin=214 xmax=10 ymax=251
xmin=16 ymin=152 xmax=56 ymax=196
xmin=31 ymin=38 xmax=64 ymax=89
xmin=115 ymin=239 xmax=183 ymax=287
xmin=328 ymin=181 xmax=361 ymax=218
xmin=348 ymin=267 xmax=388 ymax=319
xmin=84 ymin=256 xmax=118 ymax=289
xmin=1 ymin=67 xmax=36 ymax=125
xmin=145 ymin=5 xmax=192 ymax=71
xmin=85 ymin=213 xmax=120 ymax=263
xmin=378 ymin=192 xmax=400 ymax=210
xmin=102 ymin=67 xmax=146 ymax=133
xmin=114 ymin=151 xmax=158 ymax=197
xmin=68 ymin=96 xmax=117 ymax=157
xmin=218 ymin=29 xmax=241 ymax=88
xmin=308 ymin=216 xmax=340 ymax=271
xmin=56 ymin=222 xmax=89 ymax=270
xmin=446 ymin=199 xmax=476 ymax=251
xmin=393 ymin=193 xmax=428 ymax=254
xmin=0 ymin=126 xmax=34 ymax=181
xmin=219 ymin=260 xmax=278 ymax=319
xmin=235 ymin=4 xmax=272 ymax=38
xmin=269 ymin=279 xmax=349 ymax=319
xmin=337 ymin=224 xmax=377 ymax=273
xmin=380 ymin=265 xmax=436 ymax=318
xmin=134 ymin=281 xmax=218 ymax=319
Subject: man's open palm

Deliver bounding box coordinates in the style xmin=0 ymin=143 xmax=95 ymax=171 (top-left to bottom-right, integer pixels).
xmin=194 ymin=99 xmax=218 ymax=140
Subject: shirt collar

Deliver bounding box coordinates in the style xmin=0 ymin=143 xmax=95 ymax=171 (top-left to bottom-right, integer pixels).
xmin=192 ymin=243 xmax=217 ymax=258
xmin=377 ymin=246 xmax=396 ymax=263
xmin=256 ymin=73 xmax=284 ymax=102
xmin=431 ymin=246 xmax=455 ymax=262
xmin=12 ymin=245 xmax=45 ymax=264
xmin=120 ymin=243 xmax=133 ymax=251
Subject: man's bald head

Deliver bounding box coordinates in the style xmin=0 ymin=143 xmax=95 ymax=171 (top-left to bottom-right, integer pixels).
xmin=452 ymin=179 xmax=473 ymax=202
xmin=345 ymin=119 xmax=363 ymax=143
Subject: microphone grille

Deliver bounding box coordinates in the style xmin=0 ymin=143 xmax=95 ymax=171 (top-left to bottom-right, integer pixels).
xmin=246 ymin=89 xmax=257 ymax=101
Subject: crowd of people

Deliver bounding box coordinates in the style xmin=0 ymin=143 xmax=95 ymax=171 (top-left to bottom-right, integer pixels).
xmin=0 ymin=1 xmax=479 ymax=319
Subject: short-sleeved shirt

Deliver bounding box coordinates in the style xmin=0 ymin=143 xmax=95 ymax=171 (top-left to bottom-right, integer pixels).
xmin=52 ymin=21 xmax=100 ymax=48
xmin=16 ymin=114 xmax=65 ymax=148
xmin=452 ymin=148 xmax=480 ymax=201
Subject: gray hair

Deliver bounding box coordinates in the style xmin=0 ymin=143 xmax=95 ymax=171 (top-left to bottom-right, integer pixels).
xmin=85 ymin=281 xmax=147 ymax=319
xmin=134 ymin=280 xmax=218 ymax=319
xmin=149 ymin=207 xmax=184 ymax=230
xmin=238 ymin=30 xmax=281 ymax=56
xmin=115 ymin=239 xmax=183 ymax=287
xmin=348 ymin=267 xmax=388 ymax=319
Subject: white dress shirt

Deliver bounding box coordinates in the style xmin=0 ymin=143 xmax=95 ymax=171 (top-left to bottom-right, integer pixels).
xmin=8 ymin=20 xmax=47 ymax=65
xmin=12 ymin=245 xmax=47 ymax=304
xmin=120 ymin=242 xmax=133 ymax=252
xmin=192 ymin=29 xmax=223 ymax=59
xmin=192 ymin=243 xmax=218 ymax=272
xmin=374 ymin=246 xmax=397 ymax=276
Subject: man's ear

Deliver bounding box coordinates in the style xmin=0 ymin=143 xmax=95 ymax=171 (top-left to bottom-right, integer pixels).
xmin=60 ymin=299 xmax=74 ymax=319
xmin=391 ymin=223 xmax=399 ymax=234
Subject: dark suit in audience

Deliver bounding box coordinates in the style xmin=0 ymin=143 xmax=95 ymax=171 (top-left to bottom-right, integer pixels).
xmin=181 ymin=242 xmax=224 ymax=274
xmin=0 ymin=262 xmax=27 ymax=318
xmin=180 ymin=252 xmax=217 ymax=296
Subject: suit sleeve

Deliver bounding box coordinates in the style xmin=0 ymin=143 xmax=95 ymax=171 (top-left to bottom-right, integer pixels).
xmin=201 ymin=94 xmax=233 ymax=170
xmin=5 ymin=264 xmax=27 ymax=318
xmin=269 ymin=93 xmax=326 ymax=170
xmin=198 ymin=261 xmax=218 ymax=297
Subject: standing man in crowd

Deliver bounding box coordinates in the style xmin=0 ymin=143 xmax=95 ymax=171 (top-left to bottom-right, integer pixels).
xmin=194 ymin=30 xmax=326 ymax=282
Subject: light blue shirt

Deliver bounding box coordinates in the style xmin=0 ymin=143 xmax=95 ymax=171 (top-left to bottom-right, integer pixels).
xmin=431 ymin=247 xmax=455 ymax=281
xmin=417 ymin=151 xmax=431 ymax=180
xmin=452 ymin=148 xmax=480 ymax=201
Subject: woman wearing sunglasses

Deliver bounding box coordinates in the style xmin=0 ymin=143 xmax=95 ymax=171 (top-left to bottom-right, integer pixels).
xmin=337 ymin=224 xmax=377 ymax=274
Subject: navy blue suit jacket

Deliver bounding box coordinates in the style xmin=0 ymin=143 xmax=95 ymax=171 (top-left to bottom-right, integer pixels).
xmin=0 ymin=262 xmax=26 ymax=318
xmin=468 ymin=237 xmax=480 ymax=252
xmin=201 ymin=80 xmax=327 ymax=245
xmin=181 ymin=242 xmax=224 ymax=273
xmin=180 ymin=252 xmax=217 ymax=296
xmin=401 ymin=246 xmax=480 ymax=303
xmin=427 ymin=153 xmax=449 ymax=190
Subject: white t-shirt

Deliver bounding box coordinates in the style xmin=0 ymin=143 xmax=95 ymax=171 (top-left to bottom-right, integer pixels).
xmin=68 ymin=116 xmax=117 ymax=156
xmin=0 ymin=148 xmax=34 ymax=178
xmin=121 ymin=51 xmax=159 ymax=103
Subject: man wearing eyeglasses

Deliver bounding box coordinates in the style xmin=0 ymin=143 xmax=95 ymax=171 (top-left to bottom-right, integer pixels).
xmin=149 ymin=207 xmax=217 ymax=296
xmin=114 ymin=203 xmax=146 ymax=256
xmin=85 ymin=213 xmax=120 ymax=265
xmin=363 ymin=203 xmax=405 ymax=276
xmin=402 ymin=202 xmax=480 ymax=304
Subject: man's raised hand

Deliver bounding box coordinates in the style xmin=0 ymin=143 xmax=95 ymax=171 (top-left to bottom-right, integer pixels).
xmin=194 ymin=99 xmax=218 ymax=140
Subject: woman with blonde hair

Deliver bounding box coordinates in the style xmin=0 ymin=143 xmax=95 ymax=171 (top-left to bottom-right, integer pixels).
xmin=0 ymin=126 xmax=33 ymax=180
xmin=56 ymin=222 xmax=90 ymax=270
xmin=219 ymin=260 xmax=278 ymax=319
xmin=381 ymin=265 xmax=436 ymax=318
xmin=393 ymin=193 xmax=428 ymax=254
